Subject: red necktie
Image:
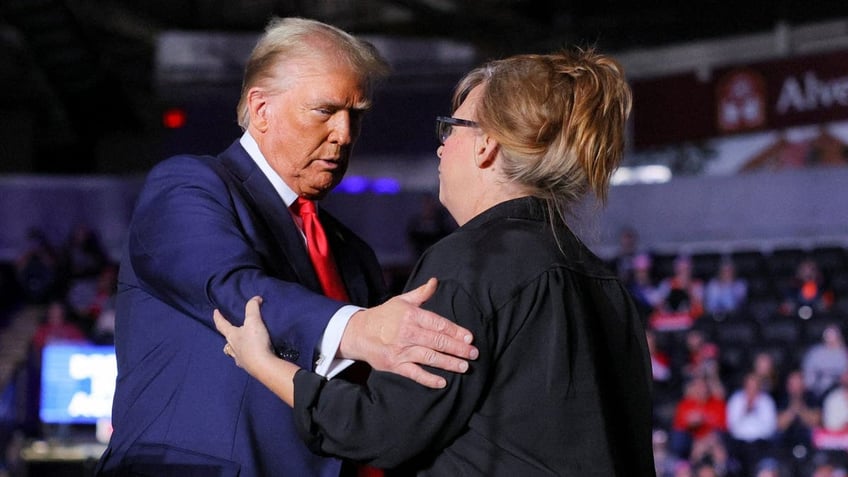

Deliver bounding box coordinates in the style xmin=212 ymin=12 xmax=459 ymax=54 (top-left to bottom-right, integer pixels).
xmin=292 ymin=198 xmax=382 ymax=477
xmin=291 ymin=197 xmax=349 ymax=301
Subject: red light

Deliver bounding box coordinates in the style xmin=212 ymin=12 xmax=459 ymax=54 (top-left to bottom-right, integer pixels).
xmin=162 ymin=108 xmax=187 ymax=129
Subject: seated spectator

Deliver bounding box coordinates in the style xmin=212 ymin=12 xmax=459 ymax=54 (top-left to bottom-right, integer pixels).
xmin=655 ymin=254 xmax=705 ymax=320
xmin=671 ymin=375 xmax=727 ymax=460
xmin=672 ymin=461 xmax=694 ymax=477
xmin=683 ymin=329 xmax=721 ymax=382
xmin=691 ymin=460 xmax=721 ymax=477
xmin=780 ymin=258 xmax=835 ymax=317
xmin=751 ymin=351 xmax=780 ymax=397
xmin=14 ymin=227 xmax=60 ymax=304
xmin=726 ymin=372 xmax=778 ymax=477
xmin=62 ymin=224 xmax=110 ymax=320
xmin=654 ymin=429 xmax=685 ymax=477
xmin=811 ymin=460 xmax=848 ymax=477
xmin=775 ymin=369 xmax=821 ymax=454
xmin=802 ymin=324 xmax=848 ymax=400
xmin=30 ymin=300 xmax=89 ymax=358
xmin=753 ymin=457 xmax=784 ymax=477
xmin=62 ymin=223 xmax=109 ymax=281
xmin=628 ymin=252 xmax=662 ymax=319
xmin=704 ymin=258 xmax=748 ymax=315
xmin=688 ymin=431 xmax=731 ymax=477
xmin=821 ymin=369 xmax=848 ymax=432
xmin=611 ymin=225 xmax=641 ymax=283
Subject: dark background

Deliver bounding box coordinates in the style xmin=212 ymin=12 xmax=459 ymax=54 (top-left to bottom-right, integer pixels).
xmin=2 ymin=0 xmax=848 ymax=174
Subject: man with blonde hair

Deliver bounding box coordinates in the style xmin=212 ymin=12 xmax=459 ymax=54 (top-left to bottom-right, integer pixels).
xmin=95 ymin=17 xmax=477 ymax=477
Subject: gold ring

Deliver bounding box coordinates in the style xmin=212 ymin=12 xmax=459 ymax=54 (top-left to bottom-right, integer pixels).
xmin=223 ymin=343 xmax=233 ymax=356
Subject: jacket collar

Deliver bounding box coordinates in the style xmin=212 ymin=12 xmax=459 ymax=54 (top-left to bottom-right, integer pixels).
xmin=218 ymin=140 xmax=367 ymax=304
xmin=219 ymin=140 xmax=323 ymax=294
xmin=461 ymin=196 xmax=549 ymax=229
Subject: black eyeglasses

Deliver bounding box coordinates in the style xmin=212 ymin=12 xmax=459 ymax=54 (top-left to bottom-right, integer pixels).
xmin=436 ymin=116 xmax=479 ymax=145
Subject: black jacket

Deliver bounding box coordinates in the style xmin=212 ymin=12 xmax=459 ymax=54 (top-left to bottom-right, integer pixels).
xmin=294 ymin=196 xmax=656 ymax=476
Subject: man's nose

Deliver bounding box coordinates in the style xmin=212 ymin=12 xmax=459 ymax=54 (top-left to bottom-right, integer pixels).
xmin=328 ymin=111 xmax=353 ymax=145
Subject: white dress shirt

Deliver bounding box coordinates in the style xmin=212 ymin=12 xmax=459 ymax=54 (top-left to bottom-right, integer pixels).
xmin=726 ymin=390 xmax=778 ymax=441
xmin=822 ymin=387 xmax=848 ymax=431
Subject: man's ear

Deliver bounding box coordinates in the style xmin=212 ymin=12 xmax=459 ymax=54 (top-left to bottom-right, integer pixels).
xmin=247 ymin=88 xmax=269 ymax=133
xmin=475 ymin=133 xmax=500 ymax=169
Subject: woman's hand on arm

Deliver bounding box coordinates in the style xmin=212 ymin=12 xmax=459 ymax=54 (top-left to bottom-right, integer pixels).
xmin=214 ymin=296 xmax=300 ymax=406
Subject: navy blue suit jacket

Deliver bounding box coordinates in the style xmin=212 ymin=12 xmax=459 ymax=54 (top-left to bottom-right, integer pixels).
xmin=96 ymin=140 xmax=387 ymax=477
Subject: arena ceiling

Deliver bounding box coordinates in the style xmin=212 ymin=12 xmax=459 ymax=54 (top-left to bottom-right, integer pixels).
xmin=2 ymin=0 xmax=848 ymax=173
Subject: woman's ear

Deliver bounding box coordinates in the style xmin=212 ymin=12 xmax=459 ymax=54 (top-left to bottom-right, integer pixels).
xmin=475 ymin=133 xmax=499 ymax=169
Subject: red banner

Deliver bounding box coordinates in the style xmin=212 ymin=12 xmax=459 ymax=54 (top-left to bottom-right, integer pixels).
xmin=631 ymin=49 xmax=848 ymax=148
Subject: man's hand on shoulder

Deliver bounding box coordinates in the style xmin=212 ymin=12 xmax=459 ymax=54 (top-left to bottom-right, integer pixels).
xmin=339 ymin=278 xmax=478 ymax=389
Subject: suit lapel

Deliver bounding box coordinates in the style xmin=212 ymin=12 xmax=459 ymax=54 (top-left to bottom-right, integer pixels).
xmin=218 ymin=142 xmax=323 ymax=294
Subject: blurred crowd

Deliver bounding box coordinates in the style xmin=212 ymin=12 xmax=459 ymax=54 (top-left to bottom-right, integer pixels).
xmin=1 ymin=222 xmax=847 ymax=476
xmin=10 ymin=224 xmax=118 ymax=347
xmin=0 ymin=223 xmax=119 ymax=474
xmin=613 ymin=227 xmax=848 ymax=477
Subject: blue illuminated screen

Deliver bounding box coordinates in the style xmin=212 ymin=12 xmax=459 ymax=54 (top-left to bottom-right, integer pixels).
xmin=39 ymin=343 xmax=117 ymax=424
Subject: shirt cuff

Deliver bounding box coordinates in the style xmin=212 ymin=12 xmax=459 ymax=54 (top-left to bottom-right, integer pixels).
xmin=314 ymin=304 xmax=362 ymax=379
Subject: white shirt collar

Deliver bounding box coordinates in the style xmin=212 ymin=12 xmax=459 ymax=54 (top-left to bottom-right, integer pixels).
xmin=240 ymin=131 xmax=298 ymax=208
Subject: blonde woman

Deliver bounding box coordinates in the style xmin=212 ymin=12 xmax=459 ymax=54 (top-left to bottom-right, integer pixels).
xmin=218 ymin=48 xmax=655 ymax=476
